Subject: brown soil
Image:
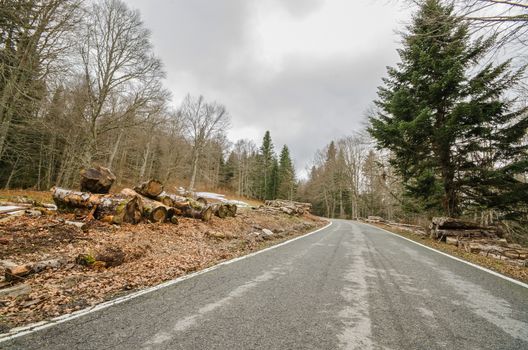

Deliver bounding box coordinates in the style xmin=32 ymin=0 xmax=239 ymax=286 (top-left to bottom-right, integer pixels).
xmin=0 ymin=208 xmax=326 ymax=331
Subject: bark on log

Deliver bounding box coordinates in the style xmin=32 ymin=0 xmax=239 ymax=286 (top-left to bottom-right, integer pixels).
xmin=52 ymin=187 xmax=101 ymax=210
xmin=134 ymin=180 xmax=164 ymax=199
xmin=196 ymin=197 xmax=208 ymax=206
xmin=52 ymin=187 xmax=142 ymax=224
xmin=94 ymin=194 xmax=143 ymax=224
xmin=226 ymin=203 xmax=237 ymax=217
xmin=5 ymin=264 xmax=31 ymax=282
xmin=213 ymin=204 xmax=228 ymax=218
xmin=80 ymin=166 xmax=116 ymax=194
xmin=156 ymin=192 xmax=214 ymax=221
xmin=431 ymin=217 xmax=482 ymax=230
xmin=446 ymin=236 xmax=459 ymax=246
xmin=121 ymin=188 xmax=176 ymax=223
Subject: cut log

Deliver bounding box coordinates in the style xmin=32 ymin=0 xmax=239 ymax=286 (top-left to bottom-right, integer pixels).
xmin=431 ymin=217 xmax=482 ymax=230
xmin=52 ymin=187 xmax=142 ymax=224
xmin=121 ymin=188 xmax=176 ymax=223
xmin=52 ymin=187 xmax=101 ymax=210
xmin=134 ymin=179 xmax=164 ymax=199
xmin=156 ymin=191 xmax=213 ymax=222
xmin=196 ymin=197 xmax=208 ymax=206
xmin=94 ymin=194 xmax=143 ymax=224
xmin=5 ymin=264 xmax=31 ymax=282
xmin=80 ymin=166 xmax=116 ymax=194
xmin=446 ymin=236 xmax=459 ymax=246
xmin=213 ymin=204 xmax=228 ymax=218
xmin=226 ymin=203 xmax=237 ymax=217
xmin=265 ymin=199 xmax=311 ymax=215
xmin=31 ymin=259 xmax=64 ymax=273
xmin=0 ymin=206 xmax=26 ymax=215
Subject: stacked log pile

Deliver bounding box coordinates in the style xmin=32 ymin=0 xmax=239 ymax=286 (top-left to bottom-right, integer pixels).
xmin=51 ymin=168 xmax=237 ymax=225
xmin=263 ymin=200 xmax=311 ymax=216
xmin=430 ymin=217 xmax=528 ymax=267
xmin=429 ymin=217 xmax=500 ymax=241
xmin=386 ymin=222 xmax=425 ymax=235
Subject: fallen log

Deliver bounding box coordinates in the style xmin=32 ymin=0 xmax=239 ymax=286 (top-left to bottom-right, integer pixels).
xmin=226 ymin=203 xmax=237 ymax=217
xmin=446 ymin=236 xmax=459 ymax=246
xmin=134 ymin=179 xmax=164 ymax=199
xmin=52 ymin=187 xmax=101 ymax=210
xmin=156 ymin=192 xmax=214 ymax=222
xmin=94 ymin=194 xmax=143 ymax=224
xmin=52 ymin=187 xmax=143 ymax=224
xmin=213 ymin=203 xmax=228 ymax=218
xmin=80 ymin=166 xmax=116 ymax=194
xmin=0 ymin=206 xmax=27 ymax=215
xmin=5 ymin=264 xmax=31 ymax=282
xmin=431 ymin=217 xmax=482 ymax=230
xmin=121 ymin=188 xmax=176 ymax=223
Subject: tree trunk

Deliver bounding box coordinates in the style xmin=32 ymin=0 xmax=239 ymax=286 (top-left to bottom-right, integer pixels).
xmin=80 ymin=166 xmax=116 ymax=194
xmin=134 ymin=179 xmax=164 ymax=199
xmin=156 ymin=192 xmax=214 ymax=221
xmin=94 ymin=195 xmax=143 ymax=224
xmin=189 ymin=149 xmax=200 ymax=191
xmin=121 ymin=188 xmax=176 ymax=223
xmin=52 ymin=187 xmax=142 ymax=224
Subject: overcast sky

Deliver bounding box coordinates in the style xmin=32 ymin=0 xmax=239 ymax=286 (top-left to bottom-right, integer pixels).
xmin=126 ymin=0 xmax=411 ymax=177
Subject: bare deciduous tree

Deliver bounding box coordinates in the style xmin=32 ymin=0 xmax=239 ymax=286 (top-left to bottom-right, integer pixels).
xmin=180 ymin=94 xmax=230 ymax=191
xmin=79 ymin=0 xmax=167 ymax=165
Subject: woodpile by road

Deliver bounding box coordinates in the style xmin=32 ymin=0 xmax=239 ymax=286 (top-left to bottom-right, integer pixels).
xmin=431 ymin=217 xmax=527 ymax=267
xmin=51 ymin=169 xmax=238 ymax=225
xmin=263 ymin=199 xmax=311 ymax=216
xmin=363 ymin=215 xmax=528 ymax=267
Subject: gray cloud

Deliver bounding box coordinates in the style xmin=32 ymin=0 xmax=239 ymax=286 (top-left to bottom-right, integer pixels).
xmin=127 ymin=0 xmax=410 ymax=177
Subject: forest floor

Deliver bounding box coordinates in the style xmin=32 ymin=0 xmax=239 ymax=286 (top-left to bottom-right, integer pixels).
xmin=369 ymin=222 xmax=528 ymax=284
xmin=0 ymin=190 xmax=326 ymax=332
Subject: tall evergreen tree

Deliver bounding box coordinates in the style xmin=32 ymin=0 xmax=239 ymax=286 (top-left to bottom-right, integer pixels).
xmin=278 ymin=145 xmax=296 ymax=200
xmin=268 ymin=157 xmax=279 ymax=200
xmin=369 ymin=0 xmax=528 ymax=218
xmin=258 ymin=131 xmax=276 ymax=199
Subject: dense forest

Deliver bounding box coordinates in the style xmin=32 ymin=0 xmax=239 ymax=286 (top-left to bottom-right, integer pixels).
xmin=0 ymin=0 xmax=297 ymax=200
xmin=299 ymin=0 xmax=528 ymax=241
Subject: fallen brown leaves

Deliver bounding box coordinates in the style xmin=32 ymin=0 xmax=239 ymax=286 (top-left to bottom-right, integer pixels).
xmin=0 ymin=208 xmax=325 ymax=331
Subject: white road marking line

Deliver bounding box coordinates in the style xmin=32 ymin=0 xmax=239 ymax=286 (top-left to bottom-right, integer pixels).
xmin=0 ymin=221 xmax=333 ymax=343
xmin=356 ymin=221 xmax=528 ymax=289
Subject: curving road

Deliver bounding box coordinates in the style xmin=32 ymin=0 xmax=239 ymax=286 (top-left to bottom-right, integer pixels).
xmin=2 ymin=220 xmax=527 ymax=349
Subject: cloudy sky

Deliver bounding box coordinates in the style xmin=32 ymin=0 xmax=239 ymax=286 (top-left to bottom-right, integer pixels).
xmin=126 ymin=0 xmax=411 ymax=177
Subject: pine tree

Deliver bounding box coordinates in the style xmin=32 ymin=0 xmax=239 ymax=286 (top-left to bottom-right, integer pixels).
xmin=268 ymin=157 xmax=279 ymax=200
xmin=258 ymin=131 xmax=276 ymax=199
xmin=220 ymin=151 xmax=236 ymax=189
xmin=278 ymin=145 xmax=296 ymax=200
xmin=369 ymin=0 xmax=528 ymax=218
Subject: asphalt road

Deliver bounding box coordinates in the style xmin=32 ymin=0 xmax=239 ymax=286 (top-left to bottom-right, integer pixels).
xmin=2 ymin=220 xmax=528 ymax=350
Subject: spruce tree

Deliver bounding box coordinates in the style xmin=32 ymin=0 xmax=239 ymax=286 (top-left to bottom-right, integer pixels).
xmin=278 ymin=145 xmax=296 ymax=200
xmin=268 ymin=158 xmax=280 ymax=200
xmin=369 ymin=0 xmax=528 ymax=218
xmin=258 ymin=131 xmax=276 ymax=199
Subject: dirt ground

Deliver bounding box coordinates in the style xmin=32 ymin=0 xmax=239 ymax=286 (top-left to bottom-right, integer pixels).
xmin=0 ymin=207 xmax=326 ymax=332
